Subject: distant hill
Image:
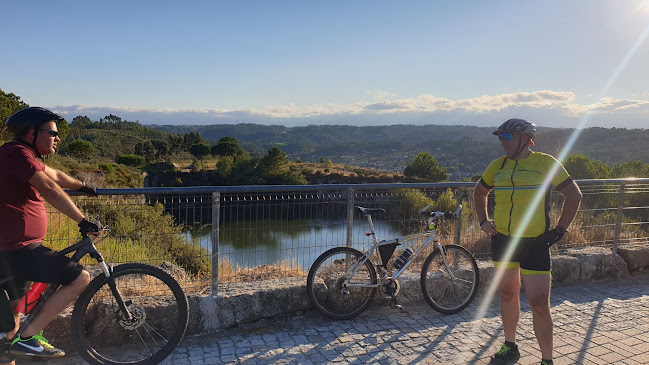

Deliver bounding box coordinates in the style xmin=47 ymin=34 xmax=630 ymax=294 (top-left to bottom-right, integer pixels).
xmin=152 ymin=124 xmax=649 ymax=180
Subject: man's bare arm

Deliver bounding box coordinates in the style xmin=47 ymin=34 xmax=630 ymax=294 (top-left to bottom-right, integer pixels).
xmin=556 ymin=180 xmax=582 ymax=230
xmin=43 ymin=165 xmax=84 ymax=190
xmin=473 ymin=181 xmax=497 ymax=236
xmin=29 ymin=171 xmax=84 ymax=223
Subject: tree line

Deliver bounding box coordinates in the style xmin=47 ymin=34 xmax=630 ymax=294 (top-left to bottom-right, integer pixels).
xmin=3 ymin=88 xmax=648 ymax=188
xmin=564 ymin=154 xmax=649 ymax=179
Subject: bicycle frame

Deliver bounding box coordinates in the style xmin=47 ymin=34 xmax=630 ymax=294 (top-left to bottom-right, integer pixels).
xmin=341 ymin=210 xmax=455 ymax=289
xmin=1 ymin=229 xmax=190 ymax=365
xmin=10 ymin=231 xmax=133 ymax=342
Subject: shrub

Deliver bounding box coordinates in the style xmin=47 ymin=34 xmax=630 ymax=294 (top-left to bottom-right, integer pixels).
xmin=395 ymin=188 xmax=435 ymax=222
xmin=404 ymin=152 xmax=448 ymax=182
xmin=116 ymin=154 xmax=145 ymax=167
xmin=75 ymin=198 xmax=210 ymax=276
xmin=98 ymin=162 xmax=115 ymax=174
xmin=433 ymin=188 xmax=458 ymax=213
xmin=67 ymin=139 xmax=95 ymax=160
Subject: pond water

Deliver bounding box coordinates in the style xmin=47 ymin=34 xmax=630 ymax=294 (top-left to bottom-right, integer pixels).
xmin=182 ymin=218 xmax=406 ymax=270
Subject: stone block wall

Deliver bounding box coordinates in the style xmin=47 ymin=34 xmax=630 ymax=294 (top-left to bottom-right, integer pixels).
xmin=35 ymin=246 xmax=649 ymax=352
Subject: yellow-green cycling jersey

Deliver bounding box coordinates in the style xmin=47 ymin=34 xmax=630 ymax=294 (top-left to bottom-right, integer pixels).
xmin=479 ymin=151 xmax=572 ymax=238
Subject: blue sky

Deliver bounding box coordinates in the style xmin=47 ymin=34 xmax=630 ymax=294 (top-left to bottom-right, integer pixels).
xmin=3 ymin=1 xmax=649 ymax=128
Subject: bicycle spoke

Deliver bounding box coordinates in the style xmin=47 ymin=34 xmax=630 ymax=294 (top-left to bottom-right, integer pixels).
xmin=307 ymin=247 xmax=377 ymax=320
xmin=421 ymin=245 xmax=479 ymax=314
xmin=139 ymin=321 xmax=171 ymax=353
xmin=71 ymin=263 xmax=188 ymax=364
xmin=134 ymin=327 xmax=154 ymax=356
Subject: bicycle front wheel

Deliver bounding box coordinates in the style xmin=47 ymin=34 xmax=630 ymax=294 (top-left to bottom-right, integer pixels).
xmin=420 ymin=244 xmax=479 ymax=314
xmin=307 ymin=247 xmax=377 ymax=320
xmin=71 ymin=263 xmax=189 ymax=365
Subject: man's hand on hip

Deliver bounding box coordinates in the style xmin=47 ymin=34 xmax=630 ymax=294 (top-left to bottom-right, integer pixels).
xmin=480 ymin=219 xmax=498 ymax=236
xmin=539 ymin=227 xmax=566 ymax=247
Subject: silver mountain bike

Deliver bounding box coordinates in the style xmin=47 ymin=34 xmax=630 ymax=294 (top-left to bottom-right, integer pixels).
xmin=307 ymin=205 xmax=479 ymax=320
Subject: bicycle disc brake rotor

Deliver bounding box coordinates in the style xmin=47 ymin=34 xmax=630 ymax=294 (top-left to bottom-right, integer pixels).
xmin=117 ymin=303 xmax=147 ymax=330
xmin=335 ymin=277 xmax=349 ymax=294
xmin=380 ymin=278 xmax=400 ymax=297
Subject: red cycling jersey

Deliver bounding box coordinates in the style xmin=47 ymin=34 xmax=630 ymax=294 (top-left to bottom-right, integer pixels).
xmin=0 ymin=142 xmax=47 ymax=251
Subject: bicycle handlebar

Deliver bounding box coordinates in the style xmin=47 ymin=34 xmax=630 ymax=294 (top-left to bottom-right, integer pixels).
xmin=419 ymin=204 xmax=462 ymax=220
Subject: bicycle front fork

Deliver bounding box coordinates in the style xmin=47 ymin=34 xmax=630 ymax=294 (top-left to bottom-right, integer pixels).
xmin=100 ymin=262 xmax=134 ymax=322
xmin=434 ymin=243 xmax=457 ymax=279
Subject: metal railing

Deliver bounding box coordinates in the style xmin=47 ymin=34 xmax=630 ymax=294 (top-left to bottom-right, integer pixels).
xmin=46 ymin=178 xmax=649 ymax=295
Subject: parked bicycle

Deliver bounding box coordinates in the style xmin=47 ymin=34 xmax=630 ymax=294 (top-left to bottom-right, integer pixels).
xmin=0 ymin=227 xmax=189 ymax=365
xmin=307 ymin=205 xmax=479 ymax=320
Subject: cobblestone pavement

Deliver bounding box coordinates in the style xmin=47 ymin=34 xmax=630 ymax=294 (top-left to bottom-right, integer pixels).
xmin=23 ymin=274 xmax=649 ymax=364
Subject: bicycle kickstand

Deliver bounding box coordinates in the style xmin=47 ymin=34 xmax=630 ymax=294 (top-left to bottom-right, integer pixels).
xmin=390 ymin=293 xmax=404 ymax=310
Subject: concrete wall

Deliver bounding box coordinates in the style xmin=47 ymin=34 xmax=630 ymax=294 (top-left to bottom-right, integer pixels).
xmin=191 ymin=247 xmax=645 ymax=332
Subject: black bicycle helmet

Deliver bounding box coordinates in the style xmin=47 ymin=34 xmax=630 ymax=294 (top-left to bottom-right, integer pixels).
xmin=6 ymin=107 xmax=64 ymax=136
xmin=492 ymin=118 xmax=536 ymax=138
xmin=6 ymin=107 xmax=64 ymax=158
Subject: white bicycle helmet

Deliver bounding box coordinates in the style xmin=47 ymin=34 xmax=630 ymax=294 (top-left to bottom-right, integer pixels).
xmin=492 ymin=118 xmax=536 ymax=138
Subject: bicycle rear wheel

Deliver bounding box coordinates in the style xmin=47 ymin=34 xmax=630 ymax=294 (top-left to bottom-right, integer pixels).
xmin=71 ymin=263 xmax=188 ymax=365
xmin=420 ymin=244 xmax=479 ymax=314
xmin=307 ymin=247 xmax=377 ymax=320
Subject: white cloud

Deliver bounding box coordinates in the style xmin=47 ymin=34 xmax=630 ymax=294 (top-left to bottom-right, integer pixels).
xmin=367 ymin=90 xmax=398 ymax=101
xmin=50 ymin=90 xmax=649 ymax=129
xmin=631 ymin=91 xmax=649 ymax=99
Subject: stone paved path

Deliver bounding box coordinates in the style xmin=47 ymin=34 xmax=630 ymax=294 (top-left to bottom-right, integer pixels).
xmin=26 ymin=274 xmax=649 ymax=364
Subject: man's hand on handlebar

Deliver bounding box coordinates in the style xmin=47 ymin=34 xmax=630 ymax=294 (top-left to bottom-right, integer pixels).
xmin=79 ymin=218 xmax=102 ymax=236
xmin=76 ymin=183 xmax=99 ymax=197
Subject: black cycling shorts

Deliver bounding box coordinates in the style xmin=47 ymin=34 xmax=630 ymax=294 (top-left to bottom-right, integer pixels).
xmin=0 ymin=243 xmax=84 ymax=300
xmin=491 ymin=233 xmax=551 ymax=275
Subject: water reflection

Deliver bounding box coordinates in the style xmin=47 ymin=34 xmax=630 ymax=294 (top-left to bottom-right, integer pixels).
xmin=183 ymin=219 xmax=404 ymax=269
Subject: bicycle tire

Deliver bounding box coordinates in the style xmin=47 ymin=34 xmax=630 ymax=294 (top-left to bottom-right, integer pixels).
xmin=307 ymin=247 xmax=377 ymax=320
xmin=420 ymin=244 xmax=479 ymax=314
xmin=71 ymin=263 xmax=189 ymax=365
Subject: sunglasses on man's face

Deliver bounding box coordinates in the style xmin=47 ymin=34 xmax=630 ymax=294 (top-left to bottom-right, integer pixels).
xmin=38 ymin=129 xmax=59 ymax=137
xmin=497 ymin=132 xmax=515 ymax=142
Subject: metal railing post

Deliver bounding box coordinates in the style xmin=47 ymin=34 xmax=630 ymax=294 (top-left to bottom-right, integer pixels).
xmin=346 ymin=188 xmax=355 ymax=247
xmin=454 ymin=206 xmax=462 ymax=246
xmin=211 ymin=192 xmax=220 ymax=295
xmin=613 ymin=183 xmax=626 ymax=255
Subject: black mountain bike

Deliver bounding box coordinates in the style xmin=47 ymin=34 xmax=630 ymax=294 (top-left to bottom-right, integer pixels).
xmin=0 ymin=229 xmax=189 ymax=365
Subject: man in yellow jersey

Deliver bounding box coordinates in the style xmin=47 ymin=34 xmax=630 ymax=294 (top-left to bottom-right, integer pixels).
xmin=473 ymin=118 xmax=582 ymax=365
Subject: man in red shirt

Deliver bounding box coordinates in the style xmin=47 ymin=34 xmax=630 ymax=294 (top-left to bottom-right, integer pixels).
xmin=0 ymin=107 xmax=100 ymax=362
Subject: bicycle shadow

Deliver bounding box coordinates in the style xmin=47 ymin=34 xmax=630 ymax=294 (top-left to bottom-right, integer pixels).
xmin=302 ymin=274 xmax=644 ymax=364
xmin=237 ymin=293 xmax=505 ymax=364
xmin=60 ymin=273 xmax=644 ymax=365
